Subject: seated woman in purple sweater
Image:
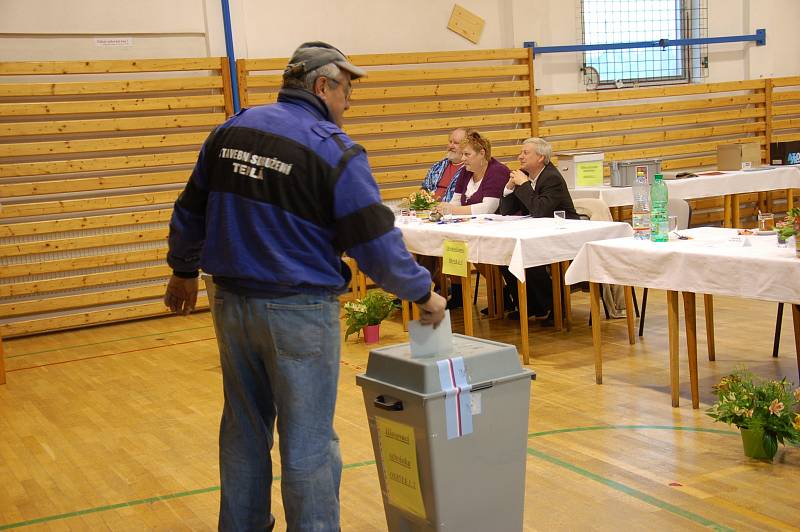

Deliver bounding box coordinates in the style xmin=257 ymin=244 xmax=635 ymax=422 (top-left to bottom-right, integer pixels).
xmin=441 ymin=130 xmax=509 ymax=215
xmin=439 ymin=130 xmax=509 ymax=309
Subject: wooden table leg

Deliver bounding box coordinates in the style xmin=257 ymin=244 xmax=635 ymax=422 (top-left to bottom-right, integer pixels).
xmin=437 ymin=257 xmax=446 ymax=298
xmin=347 ymin=258 xmax=361 ymax=300
xmin=667 ymin=290 xmax=680 ymax=407
xmin=792 ymin=304 xmax=800 ymax=383
xmin=0 ymin=334 xmax=5 ymax=385
xmin=562 ymin=261 xmax=572 ymax=332
xmin=494 ymin=266 xmax=504 ymax=317
xmin=683 ymin=292 xmax=700 ymax=409
xmin=518 ymin=278 xmax=530 ymax=365
xmin=732 ymin=194 xmax=741 ymax=228
xmin=624 ymin=286 xmax=635 ymax=345
xmin=412 ymin=301 xmax=420 ymax=321
xmin=483 ymin=265 xmax=494 ymax=320
xmin=358 ymin=269 xmax=367 ymax=298
xmin=723 ymin=195 xmax=732 ymax=228
xmin=551 ymin=262 xmax=563 ymax=331
xmin=589 ymin=282 xmax=603 ymax=384
xmin=703 ymin=294 xmax=715 ymax=361
xmin=402 ymin=300 xmax=410 ymax=331
xmin=758 ymin=191 xmax=768 ymax=214
xmin=462 ymin=266 xmax=474 ymax=337
xmin=787 ymin=188 xmax=794 ymax=211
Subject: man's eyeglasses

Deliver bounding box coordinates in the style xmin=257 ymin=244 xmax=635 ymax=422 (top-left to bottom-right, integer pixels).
xmin=326 ymin=77 xmax=352 ymax=100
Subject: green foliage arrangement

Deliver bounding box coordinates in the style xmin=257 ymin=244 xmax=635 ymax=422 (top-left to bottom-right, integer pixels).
xmin=402 ymin=189 xmax=438 ymax=211
xmin=706 ymin=369 xmax=800 ymax=456
xmin=343 ymin=290 xmax=399 ymax=340
xmin=776 ymin=207 xmax=800 ymax=240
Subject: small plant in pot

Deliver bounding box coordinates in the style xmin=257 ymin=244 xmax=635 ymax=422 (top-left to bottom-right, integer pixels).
xmin=706 ymin=368 xmax=800 ymax=461
xmin=401 ymin=189 xmax=438 ymax=218
xmin=343 ymin=290 xmax=399 ymax=344
xmin=776 ymin=207 xmax=800 ymax=257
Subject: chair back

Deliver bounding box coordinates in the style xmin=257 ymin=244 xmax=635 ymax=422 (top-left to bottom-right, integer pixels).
xmin=573 ymin=198 xmax=613 ymax=221
xmin=668 ymin=198 xmax=691 ymax=229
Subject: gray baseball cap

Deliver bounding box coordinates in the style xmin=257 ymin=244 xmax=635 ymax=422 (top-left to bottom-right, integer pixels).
xmin=285 ymin=41 xmax=366 ymax=80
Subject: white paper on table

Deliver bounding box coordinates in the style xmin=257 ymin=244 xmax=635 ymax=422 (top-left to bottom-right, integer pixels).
xmin=476 ymin=214 xmax=528 ymax=222
xmin=701 ymin=236 xmax=751 ymax=248
xmin=408 ymin=310 xmax=453 ymax=358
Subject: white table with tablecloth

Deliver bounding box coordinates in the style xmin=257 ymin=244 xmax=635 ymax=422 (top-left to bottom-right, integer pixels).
xmin=398 ymin=215 xmax=633 ymax=363
xmin=565 ymin=227 xmax=800 ymax=407
xmin=569 ymin=166 xmax=800 ymax=226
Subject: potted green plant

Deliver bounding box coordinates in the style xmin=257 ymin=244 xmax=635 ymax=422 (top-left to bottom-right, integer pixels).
xmin=402 ymin=189 xmax=438 ymax=218
xmin=706 ymin=368 xmax=800 ymax=461
xmin=776 ymin=207 xmax=800 ymax=257
xmin=343 ymin=289 xmax=399 ymax=344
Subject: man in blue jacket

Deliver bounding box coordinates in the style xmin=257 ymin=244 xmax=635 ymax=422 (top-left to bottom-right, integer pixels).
xmin=420 ymin=127 xmax=466 ymax=202
xmin=164 ymin=41 xmax=446 ymax=531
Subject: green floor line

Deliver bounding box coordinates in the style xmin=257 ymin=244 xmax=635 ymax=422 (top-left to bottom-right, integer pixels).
xmin=526 ymin=447 xmax=733 ymax=532
xmin=343 ymin=459 xmax=376 ymax=470
xmin=0 ymin=486 xmax=220 ymax=530
xmin=0 ymin=461 xmax=378 ymax=530
xmin=529 ymin=424 xmax=738 ymax=438
xmin=5 ymin=325 xmax=214 ymax=359
xmin=0 ymin=426 xmax=738 ymax=529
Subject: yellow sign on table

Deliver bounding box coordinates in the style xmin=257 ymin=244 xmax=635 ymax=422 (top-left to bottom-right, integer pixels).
xmin=442 ymin=240 xmax=468 ymax=277
xmin=375 ymin=416 xmax=426 ymax=520
xmin=576 ymin=160 xmax=604 ymax=186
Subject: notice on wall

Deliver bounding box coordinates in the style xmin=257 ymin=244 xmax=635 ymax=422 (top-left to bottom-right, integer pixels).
xmin=94 ymin=37 xmax=134 ymax=47
xmin=447 ymin=4 xmax=485 ymax=44
xmin=375 ymin=416 xmax=426 ymax=520
xmin=442 ymin=240 xmax=468 ymax=277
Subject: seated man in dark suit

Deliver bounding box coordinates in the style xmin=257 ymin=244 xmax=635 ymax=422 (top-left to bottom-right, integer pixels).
xmin=499 ymin=137 xmax=579 ymax=324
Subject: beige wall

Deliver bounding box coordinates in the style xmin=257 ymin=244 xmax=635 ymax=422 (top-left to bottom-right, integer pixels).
xmin=0 ymin=0 xmax=797 ymax=93
xmin=238 ymin=0 xmax=514 ymax=57
xmin=0 ymin=0 xmax=216 ymax=59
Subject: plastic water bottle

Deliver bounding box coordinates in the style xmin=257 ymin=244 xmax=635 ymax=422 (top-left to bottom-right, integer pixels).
xmin=650 ymin=173 xmax=669 ymax=242
xmin=631 ymin=169 xmax=650 ymax=240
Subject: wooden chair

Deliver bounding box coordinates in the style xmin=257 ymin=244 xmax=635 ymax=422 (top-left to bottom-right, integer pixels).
xmin=341 ymin=256 xmax=365 ymax=301
xmin=573 ymin=198 xmax=617 ymax=323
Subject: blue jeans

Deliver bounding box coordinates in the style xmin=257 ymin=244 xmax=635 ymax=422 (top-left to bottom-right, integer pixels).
xmin=212 ymin=287 xmax=342 ymax=531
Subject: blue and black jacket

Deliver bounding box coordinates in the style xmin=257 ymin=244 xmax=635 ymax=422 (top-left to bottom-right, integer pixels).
xmin=167 ymin=88 xmax=432 ymax=303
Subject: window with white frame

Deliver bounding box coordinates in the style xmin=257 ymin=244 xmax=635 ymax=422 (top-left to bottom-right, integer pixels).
xmin=580 ymin=0 xmax=707 ymax=88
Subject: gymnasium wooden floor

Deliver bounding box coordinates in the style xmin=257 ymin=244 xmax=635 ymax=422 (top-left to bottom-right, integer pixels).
xmin=1 ymin=289 xmax=799 ymax=531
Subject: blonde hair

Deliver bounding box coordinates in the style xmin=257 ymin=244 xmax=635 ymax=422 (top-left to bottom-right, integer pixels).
xmin=461 ymin=130 xmax=491 ymax=161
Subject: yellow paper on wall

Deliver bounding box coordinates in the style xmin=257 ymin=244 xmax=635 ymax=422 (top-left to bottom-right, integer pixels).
xmin=442 ymin=240 xmax=468 ymax=277
xmin=375 ymin=416 xmax=426 ymax=520
xmin=576 ymin=161 xmax=604 ymax=186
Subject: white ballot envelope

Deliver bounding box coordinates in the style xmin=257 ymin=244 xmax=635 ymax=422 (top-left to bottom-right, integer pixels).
xmin=408 ymin=310 xmax=454 ymax=358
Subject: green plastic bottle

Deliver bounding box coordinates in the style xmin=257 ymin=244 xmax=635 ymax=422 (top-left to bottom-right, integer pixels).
xmin=650 ymin=173 xmax=668 ymax=242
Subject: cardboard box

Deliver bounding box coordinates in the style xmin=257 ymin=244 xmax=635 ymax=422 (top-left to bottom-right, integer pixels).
xmin=717 ymin=142 xmax=761 ymax=171
xmin=556 ymin=151 xmax=604 ymax=189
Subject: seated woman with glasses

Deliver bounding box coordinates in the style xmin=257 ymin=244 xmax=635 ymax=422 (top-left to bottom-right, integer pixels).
xmin=439 ymin=130 xmax=509 ymax=216
xmin=439 ymin=130 xmax=509 ymax=309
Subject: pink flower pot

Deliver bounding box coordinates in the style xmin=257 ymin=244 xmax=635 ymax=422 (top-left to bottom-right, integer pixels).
xmin=363 ymin=324 xmax=380 ymax=344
